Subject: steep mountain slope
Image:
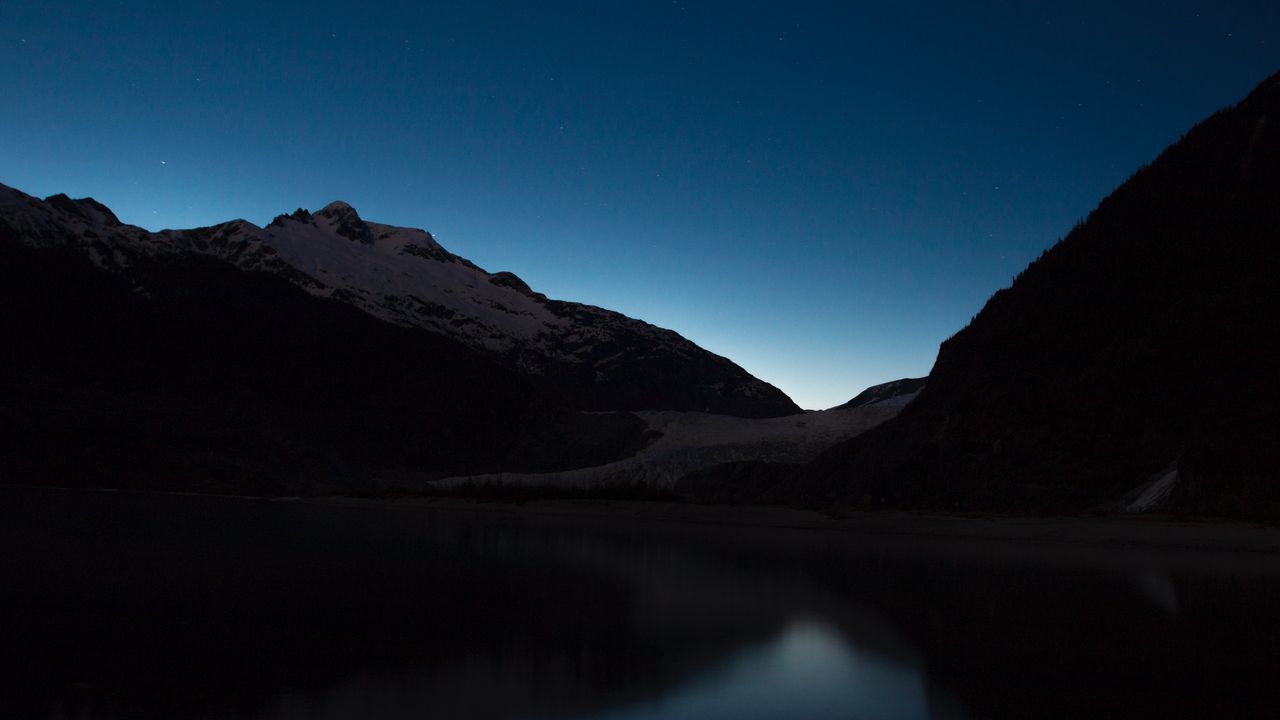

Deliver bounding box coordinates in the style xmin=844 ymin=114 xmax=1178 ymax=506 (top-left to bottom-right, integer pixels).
xmin=798 ymin=70 xmax=1280 ymax=517
xmin=0 ymin=186 xmax=799 ymax=418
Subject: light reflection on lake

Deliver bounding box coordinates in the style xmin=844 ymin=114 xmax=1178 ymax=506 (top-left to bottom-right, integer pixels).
xmin=3 ymin=487 xmax=1280 ymax=720
xmin=258 ymin=620 xmax=946 ymax=720
xmin=579 ymin=620 xmax=937 ymax=720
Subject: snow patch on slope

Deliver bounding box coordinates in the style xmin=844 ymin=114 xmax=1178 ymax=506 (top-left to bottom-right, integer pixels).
xmin=1124 ymin=464 xmax=1180 ymax=513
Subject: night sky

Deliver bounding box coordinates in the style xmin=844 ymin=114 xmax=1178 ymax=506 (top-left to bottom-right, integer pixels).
xmin=3 ymin=2 xmax=1276 ymax=409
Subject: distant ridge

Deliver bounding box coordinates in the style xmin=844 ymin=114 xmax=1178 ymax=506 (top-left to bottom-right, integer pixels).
xmin=835 ymin=377 xmax=926 ymax=410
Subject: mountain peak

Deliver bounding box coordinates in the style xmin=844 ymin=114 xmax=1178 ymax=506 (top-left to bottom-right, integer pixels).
xmin=315 ymin=200 xmax=374 ymax=244
xmin=319 ymin=200 xmax=357 ymax=215
xmin=44 ymin=193 xmax=122 ymax=227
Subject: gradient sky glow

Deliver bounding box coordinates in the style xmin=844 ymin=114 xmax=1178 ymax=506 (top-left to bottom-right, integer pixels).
xmin=3 ymin=1 xmax=1277 ymax=408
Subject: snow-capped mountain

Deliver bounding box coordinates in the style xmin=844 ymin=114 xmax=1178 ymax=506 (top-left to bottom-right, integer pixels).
xmin=0 ymin=184 xmax=799 ymax=417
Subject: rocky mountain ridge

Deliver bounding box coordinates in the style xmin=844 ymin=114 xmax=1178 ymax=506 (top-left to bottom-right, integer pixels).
xmin=0 ymin=185 xmax=798 ymax=418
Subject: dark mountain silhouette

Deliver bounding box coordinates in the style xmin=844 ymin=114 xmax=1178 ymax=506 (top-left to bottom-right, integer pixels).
xmin=0 ymin=232 xmax=652 ymax=493
xmin=792 ymin=70 xmax=1280 ymax=518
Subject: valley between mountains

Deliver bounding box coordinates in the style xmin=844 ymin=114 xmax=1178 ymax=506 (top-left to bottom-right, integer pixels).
xmin=0 ymin=181 xmax=912 ymax=497
xmin=4 ymin=69 xmax=1279 ymax=518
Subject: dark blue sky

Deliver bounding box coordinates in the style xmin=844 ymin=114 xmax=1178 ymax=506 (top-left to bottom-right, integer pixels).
xmin=3 ymin=1 xmax=1276 ymax=408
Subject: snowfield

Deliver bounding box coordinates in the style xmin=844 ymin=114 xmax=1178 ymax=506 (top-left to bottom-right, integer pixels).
xmin=437 ymin=389 xmax=921 ymax=490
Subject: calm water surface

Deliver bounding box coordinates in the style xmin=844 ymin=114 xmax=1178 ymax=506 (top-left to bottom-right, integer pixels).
xmin=3 ymin=488 xmax=1279 ymax=719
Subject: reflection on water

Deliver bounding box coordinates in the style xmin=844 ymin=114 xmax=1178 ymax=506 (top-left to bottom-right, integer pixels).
xmin=258 ymin=621 xmax=943 ymax=720
xmin=584 ymin=620 xmax=935 ymax=720
xmin=3 ymin=487 xmax=1280 ymax=719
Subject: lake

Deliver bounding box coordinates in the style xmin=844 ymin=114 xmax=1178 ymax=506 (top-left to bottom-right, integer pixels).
xmin=3 ymin=487 xmax=1279 ymax=719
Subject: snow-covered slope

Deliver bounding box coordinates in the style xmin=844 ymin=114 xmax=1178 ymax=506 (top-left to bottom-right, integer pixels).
xmin=0 ymin=183 xmax=799 ymax=417
xmin=836 ymin=377 xmax=926 ymax=410
xmin=185 ymin=202 xmax=563 ymax=351
xmin=437 ymin=385 xmax=921 ymax=491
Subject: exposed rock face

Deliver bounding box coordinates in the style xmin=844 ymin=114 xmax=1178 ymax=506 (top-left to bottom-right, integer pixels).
xmin=799 ymin=70 xmax=1280 ymax=518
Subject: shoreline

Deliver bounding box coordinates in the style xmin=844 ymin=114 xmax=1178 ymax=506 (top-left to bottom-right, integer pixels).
xmin=9 ymin=483 xmax=1280 ymax=557
xmin=310 ymin=494 xmax=1280 ymax=557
